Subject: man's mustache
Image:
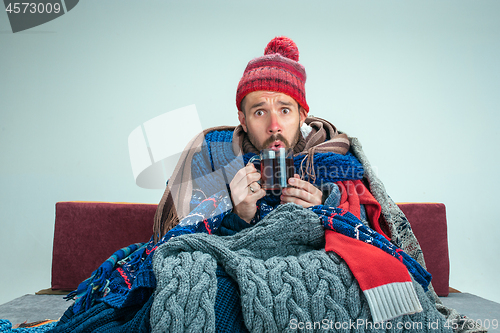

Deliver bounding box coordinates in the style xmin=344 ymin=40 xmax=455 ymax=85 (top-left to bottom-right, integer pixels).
xmin=262 ymin=134 xmax=290 ymax=148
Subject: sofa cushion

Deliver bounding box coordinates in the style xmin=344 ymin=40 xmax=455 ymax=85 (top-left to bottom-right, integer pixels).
xmin=51 ymin=201 xmax=450 ymax=297
xmin=51 ymin=202 xmax=157 ymax=291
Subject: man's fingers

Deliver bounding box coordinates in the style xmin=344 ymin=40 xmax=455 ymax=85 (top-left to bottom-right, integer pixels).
xmin=282 ymin=176 xmax=322 ymax=207
xmin=231 ymin=164 xmax=260 ymax=188
xmin=248 ymin=181 xmax=261 ymax=193
xmin=236 ymin=163 xmax=255 ymax=180
xmin=282 ymin=187 xmax=314 ymax=202
xmin=280 ymin=195 xmax=309 ymax=207
xmin=230 ymin=164 xmax=266 ymax=223
xmin=246 ymin=173 xmax=261 ymax=187
xmin=230 ymin=164 xmax=263 ymax=206
xmin=288 ymin=174 xmax=315 ymax=193
xmin=251 ymin=187 xmax=266 ymax=200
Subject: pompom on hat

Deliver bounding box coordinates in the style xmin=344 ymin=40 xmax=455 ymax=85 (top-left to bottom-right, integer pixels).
xmin=236 ymin=36 xmax=309 ymax=112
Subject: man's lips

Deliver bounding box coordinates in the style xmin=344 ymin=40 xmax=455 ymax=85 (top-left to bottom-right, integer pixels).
xmin=268 ymin=141 xmax=285 ymax=150
xmin=262 ymin=134 xmax=289 ymax=150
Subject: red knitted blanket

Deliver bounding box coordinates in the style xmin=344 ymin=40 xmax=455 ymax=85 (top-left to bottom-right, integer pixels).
xmin=325 ymin=180 xmax=423 ymax=322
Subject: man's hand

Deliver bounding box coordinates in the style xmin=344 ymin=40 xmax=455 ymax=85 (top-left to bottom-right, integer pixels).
xmin=280 ymin=174 xmax=322 ymax=208
xmin=229 ymin=163 xmax=266 ymax=223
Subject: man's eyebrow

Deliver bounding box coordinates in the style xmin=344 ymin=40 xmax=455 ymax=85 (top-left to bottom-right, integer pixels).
xmin=248 ymin=100 xmax=295 ymax=110
xmin=278 ymin=101 xmax=295 ymax=106
xmin=248 ymin=101 xmax=267 ymax=110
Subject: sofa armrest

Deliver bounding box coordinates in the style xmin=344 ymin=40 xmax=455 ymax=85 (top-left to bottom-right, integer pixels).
xmin=51 ymin=201 xmax=157 ymax=291
xmin=396 ymin=203 xmax=450 ymax=297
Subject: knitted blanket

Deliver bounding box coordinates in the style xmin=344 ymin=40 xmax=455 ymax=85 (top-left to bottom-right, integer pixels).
xmin=55 ymin=120 xmax=485 ymax=333
xmin=159 ymin=128 xmax=431 ymax=324
xmin=0 ymin=320 xmax=57 ymax=333
xmin=151 ymin=204 xmax=452 ymax=333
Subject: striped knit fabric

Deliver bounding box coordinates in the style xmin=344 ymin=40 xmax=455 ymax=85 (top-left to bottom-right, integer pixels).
xmin=236 ymin=36 xmax=309 ymax=112
xmin=0 ymin=319 xmax=57 ymax=332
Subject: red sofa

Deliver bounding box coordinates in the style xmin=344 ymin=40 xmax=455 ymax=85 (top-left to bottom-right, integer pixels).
xmin=51 ymin=201 xmax=450 ymax=297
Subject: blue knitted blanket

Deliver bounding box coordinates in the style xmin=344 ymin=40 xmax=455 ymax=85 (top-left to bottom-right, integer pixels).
xmin=0 ymin=320 xmax=57 ymax=333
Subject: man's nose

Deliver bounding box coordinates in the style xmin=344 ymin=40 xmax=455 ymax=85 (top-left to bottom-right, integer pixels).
xmin=267 ymin=111 xmax=282 ymax=134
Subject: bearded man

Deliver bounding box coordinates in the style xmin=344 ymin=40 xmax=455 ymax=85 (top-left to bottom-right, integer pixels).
xmin=153 ymin=37 xmax=356 ymax=239
xmin=54 ymin=37 xmax=483 ymax=333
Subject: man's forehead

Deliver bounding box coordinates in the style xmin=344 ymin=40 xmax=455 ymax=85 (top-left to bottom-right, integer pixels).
xmin=245 ymin=91 xmax=297 ymax=108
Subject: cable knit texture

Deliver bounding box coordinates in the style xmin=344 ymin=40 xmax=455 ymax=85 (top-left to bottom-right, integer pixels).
xmin=151 ymin=204 xmax=453 ymax=333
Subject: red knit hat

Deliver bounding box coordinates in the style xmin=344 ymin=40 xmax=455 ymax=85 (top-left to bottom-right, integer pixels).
xmin=236 ymin=36 xmax=309 ymax=112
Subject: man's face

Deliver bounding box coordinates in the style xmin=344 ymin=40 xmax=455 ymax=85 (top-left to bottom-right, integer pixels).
xmin=238 ymin=91 xmax=307 ymax=151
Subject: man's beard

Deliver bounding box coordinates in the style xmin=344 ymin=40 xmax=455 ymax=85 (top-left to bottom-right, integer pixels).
xmin=247 ymin=124 xmax=301 ymax=151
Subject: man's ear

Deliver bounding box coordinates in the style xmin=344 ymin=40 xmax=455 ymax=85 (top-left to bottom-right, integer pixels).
xmin=299 ymin=106 xmax=307 ymax=127
xmin=238 ymin=110 xmax=248 ymax=132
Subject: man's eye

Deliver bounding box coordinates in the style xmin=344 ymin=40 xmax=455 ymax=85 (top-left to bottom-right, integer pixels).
xmin=282 ymin=108 xmax=290 ymax=114
xmin=255 ymin=110 xmax=264 ymax=116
